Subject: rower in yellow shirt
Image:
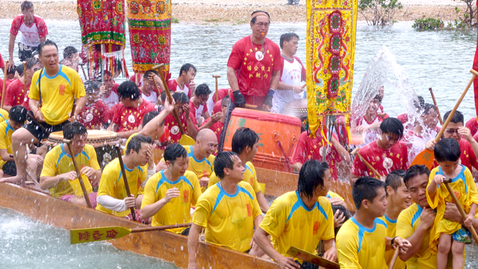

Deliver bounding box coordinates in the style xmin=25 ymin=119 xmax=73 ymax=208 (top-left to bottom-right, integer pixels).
xmin=336 ymin=177 xmax=411 ymax=269
xmin=39 ymin=122 xmax=101 ymax=207
xmin=188 ymin=151 xmax=263 ymax=268
xmin=0 ymin=108 xmax=9 ymax=123
xmin=208 ymin=127 xmax=269 ymax=212
xmin=96 ymin=134 xmax=151 ymax=222
xmin=253 ymin=160 xmax=336 ymax=268
xmin=141 ymin=143 xmax=202 ymax=234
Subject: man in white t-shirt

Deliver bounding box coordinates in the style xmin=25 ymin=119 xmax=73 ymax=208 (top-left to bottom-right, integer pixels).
xmin=271 ymin=33 xmax=306 ymax=114
xmin=140 ymin=70 xmax=164 ymax=106
xmin=405 ymin=103 xmax=440 ymax=162
xmin=190 ymin=84 xmax=212 ymax=127
xmin=167 ymin=63 xmax=196 ymax=99
xmin=100 ymin=71 xmax=120 ymax=109
xmin=8 ymin=1 xmax=48 ymax=70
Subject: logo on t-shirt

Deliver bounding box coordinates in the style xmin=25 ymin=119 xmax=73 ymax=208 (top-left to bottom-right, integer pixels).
xmin=313 ymin=221 xmax=320 ymax=235
xmin=59 ymin=84 xmax=65 ymax=95
xmin=183 ymin=189 xmax=189 ymax=203
xmin=246 ymin=203 xmax=252 ymax=217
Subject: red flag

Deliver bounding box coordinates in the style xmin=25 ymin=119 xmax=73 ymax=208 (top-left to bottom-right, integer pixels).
xmin=473 ymin=1 xmax=478 ymax=118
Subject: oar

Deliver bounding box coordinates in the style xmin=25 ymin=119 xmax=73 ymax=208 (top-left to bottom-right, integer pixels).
xmin=63 ymin=139 xmax=92 ymax=208
xmin=429 ymin=87 xmax=443 ymax=125
xmin=70 ymin=223 xmax=191 ymax=244
xmin=388 ymin=247 xmax=400 ymax=269
xmin=443 ymin=178 xmax=478 ymax=246
xmin=153 ymin=64 xmax=195 ymax=146
xmin=115 ymin=146 xmax=136 ymax=221
xmin=411 ymin=69 xmax=478 ymax=169
xmin=1 ymin=60 xmax=9 ymax=109
xmin=286 ymin=246 xmax=340 ymax=269
xmin=150 ymin=65 xmax=164 ymax=97
xmin=213 ymin=75 xmax=220 ymax=102
xmin=351 ymin=147 xmax=383 ymax=179
xmin=22 ymin=61 xmax=27 ymax=94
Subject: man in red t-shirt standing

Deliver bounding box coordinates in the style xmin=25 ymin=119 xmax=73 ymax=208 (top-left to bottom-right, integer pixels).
xmin=8 ymin=1 xmax=48 ymax=70
xmin=4 ymin=58 xmax=40 ymax=112
xmin=226 ymin=10 xmax=282 ymax=109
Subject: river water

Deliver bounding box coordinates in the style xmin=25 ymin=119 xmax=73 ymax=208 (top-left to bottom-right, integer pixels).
xmin=1 ymin=19 xmax=478 ymax=268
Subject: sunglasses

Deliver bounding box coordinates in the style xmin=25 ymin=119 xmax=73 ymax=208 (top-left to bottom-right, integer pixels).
xmin=445 ymin=128 xmax=460 ymax=134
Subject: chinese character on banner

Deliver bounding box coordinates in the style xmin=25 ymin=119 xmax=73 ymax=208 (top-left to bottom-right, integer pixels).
xmin=79 ymin=231 xmax=90 ymax=241
xmin=92 ymin=230 xmax=103 ymax=240
xmin=106 ymin=229 xmax=119 ymax=239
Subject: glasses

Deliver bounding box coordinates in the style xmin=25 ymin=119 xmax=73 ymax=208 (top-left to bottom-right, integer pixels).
xmin=255 ymin=22 xmax=270 ymax=28
xmin=445 ymin=128 xmax=459 ymax=134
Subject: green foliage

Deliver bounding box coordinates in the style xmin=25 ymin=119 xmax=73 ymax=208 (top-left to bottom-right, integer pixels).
xmin=171 ymin=17 xmax=179 ymax=23
xmin=412 ymin=18 xmax=444 ymax=30
xmin=358 ymin=0 xmax=403 ymax=26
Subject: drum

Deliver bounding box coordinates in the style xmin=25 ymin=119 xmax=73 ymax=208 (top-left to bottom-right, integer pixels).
xmin=223 ymin=108 xmax=302 ymax=172
xmin=47 ymin=130 xmax=120 ymax=169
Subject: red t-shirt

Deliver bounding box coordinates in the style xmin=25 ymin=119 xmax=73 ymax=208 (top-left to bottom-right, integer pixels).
xmin=458 ymin=139 xmax=478 ymax=171
xmin=112 ymin=100 xmax=156 ymax=132
xmin=227 ymin=36 xmax=282 ymax=98
xmin=189 ymin=100 xmax=207 ymax=125
xmin=397 ymin=113 xmax=408 ymax=124
xmin=164 ymin=113 xmax=189 ymax=143
xmin=78 ymin=100 xmax=110 ymax=130
xmin=10 ymin=15 xmax=48 ymax=47
xmin=0 ymin=79 xmax=12 ymax=103
xmin=201 ymin=117 xmax=224 ymax=142
xmin=351 ymin=141 xmax=409 ymax=177
xmin=167 ymin=79 xmax=192 ymax=99
xmin=5 ymin=79 xmax=29 ymax=110
xmin=291 ymin=131 xmax=343 ymax=180
xmin=0 ymin=53 xmax=4 ymax=69
xmin=466 ymin=117 xmax=478 ymax=136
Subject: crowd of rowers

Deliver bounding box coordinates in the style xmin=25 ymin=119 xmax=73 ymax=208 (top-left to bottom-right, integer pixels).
xmin=2 ymin=3 xmax=478 ymax=269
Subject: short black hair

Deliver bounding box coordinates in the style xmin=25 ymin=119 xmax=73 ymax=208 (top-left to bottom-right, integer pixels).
xmin=380 ymin=117 xmax=404 ymax=139
xmin=195 ymin=84 xmax=212 ymax=97
xmin=84 ymin=80 xmax=100 ymax=94
xmin=280 ymin=33 xmax=299 ymax=49
xmin=21 ymin=1 xmax=33 ymax=12
xmin=125 ymin=134 xmax=152 ymax=155
xmin=250 ymin=10 xmax=271 ymax=24
xmin=443 ymin=110 xmax=464 ymax=125
xmin=403 ymin=165 xmax=430 ymax=188
xmin=179 ymin=63 xmax=196 ymax=77
xmin=221 ymin=95 xmax=230 ymax=107
xmin=421 ymin=103 xmax=435 ymax=116
xmin=142 ymin=110 xmax=162 ymax=128
xmin=385 ymin=170 xmax=405 ymax=196
xmin=214 ymin=151 xmax=238 ymax=179
xmin=298 ymin=160 xmax=329 ymax=199
xmin=9 ymin=105 xmax=27 ymax=124
xmin=160 ymin=91 xmax=167 ymax=103
xmin=353 ymin=177 xmax=385 ymax=210
xmin=172 ymin=91 xmax=189 ymax=104
xmin=164 ymin=143 xmax=188 ymax=164
xmin=63 ymin=46 xmax=78 ymax=59
xmin=63 ymin=121 xmax=87 ymax=140
xmin=435 ymin=138 xmax=461 ymax=163
xmin=332 ymin=204 xmax=351 ymax=235
xmin=38 ymin=40 xmax=58 ymax=56
xmin=373 ymin=94 xmax=383 ymax=104
xmin=143 ymin=70 xmax=159 ymax=79
xmin=15 ymin=64 xmax=23 ymax=76
xmin=25 ymin=57 xmax=38 ymax=70
xmin=231 ymin=127 xmax=259 ymax=155
xmin=117 ymin=80 xmax=141 ymax=100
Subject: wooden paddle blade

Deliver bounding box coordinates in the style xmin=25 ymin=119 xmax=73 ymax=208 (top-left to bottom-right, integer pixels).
xmin=70 ymin=226 xmax=132 ymax=244
xmin=410 ymin=149 xmax=434 ymax=169
xmin=287 ymin=246 xmax=340 ymax=269
xmin=179 ymin=134 xmax=196 ymax=146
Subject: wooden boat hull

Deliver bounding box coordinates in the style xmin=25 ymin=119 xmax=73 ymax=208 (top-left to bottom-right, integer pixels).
xmin=0 ymin=183 xmax=279 ymax=269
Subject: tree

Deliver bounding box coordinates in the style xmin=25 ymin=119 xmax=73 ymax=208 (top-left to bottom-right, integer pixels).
xmin=358 ymin=0 xmax=403 ymax=26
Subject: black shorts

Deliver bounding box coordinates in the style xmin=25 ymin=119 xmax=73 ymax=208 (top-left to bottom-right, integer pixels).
xmin=18 ymin=42 xmax=38 ymax=62
xmin=25 ymin=119 xmax=68 ymax=141
xmin=2 ymin=161 xmax=16 ymax=176
xmin=295 ymin=260 xmax=318 ymax=269
xmin=180 ymin=227 xmax=190 ymax=236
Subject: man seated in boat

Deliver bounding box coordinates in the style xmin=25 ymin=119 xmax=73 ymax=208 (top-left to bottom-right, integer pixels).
xmin=163 ymin=91 xmax=198 ymax=143
xmin=96 ymin=134 xmax=151 ymax=222
xmin=206 ymin=88 xmax=229 ymax=116
xmin=253 ymin=160 xmax=337 ymax=269
xmin=100 ymin=70 xmax=120 ymax=110
xmin=379 ymin=170 xmax=411 ymax=269
xmin=167 ymin=63 xmax=196 ymax=99
xmin=208 ymin=127 xmax=269 ymax=212
xmin=424 ymin=110 xmax=478 ymax=173
xmin=4 ymin=57 xmax=40 ymax=112
xmin=199 ymin=96 xmax=228 ymax=145
xmin=141 ymin=143 xmax=201 ymax=235
xmin=139 ymin=70 xmax=164 ymax=107
xmin=271 ymin=32 xmax=306 ymax=114
xmin=188 ymin=151 xmax=263 ymax=268
xmin=352 ymin=94 xmax=388 ymax=148
xmin=337 ymin=177 xmax=411 ymax=268
xmin=350 ymin=117 xmax=408 ymax=183
xmin=5 ymin=40 xmax=87 ymax=185
xmin=77 ymin=81 xmax=110 ymax=130
xmin=226 ymin=11 xmax=282 ymax=109
xmin=405 ymin=103 xmax=440 ymax=162
xmin=39 ymin=122 xmax=100 ymax=207
xmin=189 ymin=83 xmax=211 ymax=127
xmin=107 ymin=81 xmax=156 ymax=139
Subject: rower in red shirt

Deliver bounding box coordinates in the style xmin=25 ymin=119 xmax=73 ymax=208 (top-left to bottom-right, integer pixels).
xmin=352 ymin=94 xmax=388 ymax=148
xmin=190 ymin=84 xmax=212 ymax=127
xmin=4 ymin=58 xmax=40 ymax=112
xmin=226 ymin=10 xmax=282 ymax=109
xmin=351 ymin=118 xmax=408 ymax=183
xmin=164 ymin=92 xmax=198 ymax=143
xmin=78 ymin=81 xmax=110 ymax=130
xmin=200 ymin=97 xmax=228 ymax=148
xmin=465 ymin=117 xmax=478 ymax=137
xmin=167 ymin=63 xmax=196 ymax=99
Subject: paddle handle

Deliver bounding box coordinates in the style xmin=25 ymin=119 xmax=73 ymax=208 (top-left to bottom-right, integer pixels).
xmin=429 ymin=87 xmax=443 ymax=125
xmin=213 ymin=75 xmax=220 ymax=102
xmin=131 ymin=223 xmax=192 ymax=233
xmin=64 ymin=140 xmax=92 ymax=208
xmin=1 ymin=61 xmax=8 ymax=109
xmin=156 ymin=66 xmax=186 ymax=136
xmin=351 ymin=147 xmax=383 ymax=179
xmin=388 ymin=247 xmax=400 ymax=269
xmin=434 ymin=70 xmax=478 ymax=142
xmin=23 ymin=61 xmax=27 ymax=94
xmin=115 ymin=147 xmax=136 ymax=221
xmin=444 ymin=180 xmax=478 ymax=245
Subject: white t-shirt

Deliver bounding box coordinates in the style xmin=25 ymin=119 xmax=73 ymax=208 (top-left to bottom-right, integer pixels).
xmin=10 ymin=15 xmax=48 ymax=47
xmin=358 ymin=116 xmax=382 ymax=148
xmin=102 ymin=91 xmax=119 ymax=109
xmin=271 ymin=55 xmax=306 ymax=114
xmin=141 ymin=91 xmax=158 ymax=104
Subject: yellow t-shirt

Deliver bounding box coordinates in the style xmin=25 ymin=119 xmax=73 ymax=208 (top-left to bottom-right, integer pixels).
xmin=0 ymin=109 xmax=9 ymax=123
xmin=326 ymin=190 xmax=345 ymax=201
xmin=141 ymin=170 xmax=202 ymax=233
xmin=185 ymin=145 xmax=215 ymax=191
xmin=192 ymin=181 xmax=261 ymax=252
xmin=208 ymin=161 xmax=262 ymax=193
xmin=379 ymin=214 xmax=406 ymax=269
xmin=426 ymin=165 xmax=478 ymax=254
xmin=336 ymin=217 xmax=388 ymax=269
xmin=260 ymin=191 xmax=334 ymax=260
xmin=29 ymin=65 xmax=86 ymax=125
xmin=96 ymin=158 xmax=148 ymax=217
xmin=0 ymin=120 xmax=15 ymax=169
xmin=40 ymin=144 xmax=99 ymax=198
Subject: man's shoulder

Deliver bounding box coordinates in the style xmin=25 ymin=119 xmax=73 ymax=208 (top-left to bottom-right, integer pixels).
xmin=60 ymin=65 xmax=81 ymax=78
xmin=7 ymin=79 xmax=22 ymax=89
xmin=11 ymin=15 xmax=24 ymax=24
xmin=266 ymin=37 xmax=280 ymax=48
xmin=398 ymin=203 xmax=420 ymax=224
xmin=33 ymin=15 xmax=46 ymax=24
xmin=0 ymin=120 xmax=8 ymax=133
xmin=238 ymin=181 xmax=255 ymax=197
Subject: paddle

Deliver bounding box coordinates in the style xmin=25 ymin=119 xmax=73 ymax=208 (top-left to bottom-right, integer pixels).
xmin=388 ymin=247 xmax=400 ymax=269
xmin=115 ymin=146 xmax=136 ymax=221
xmin=23 ymin=61 xmax=27 ymax=95
xmin=150 ymin=65 xmax=164 ymax=97
xmin=443 ymin=178 xmax=478 ymax=246
xmin=286 ymin=246 xmax=340 ymax=269
xmin=213 ymin=75 xmax=220 ymax=102
xmin=410 ymin=69 xmax=478 ymax=169
xmin=429 ymin=87 xmax=443 ymax=125
xmin=70 ymin=223 xmax=191 ymax=244
xmin=63 ymin=139 xmax=92 ymax=208
xmin=1 ymin=60 xmax=8 ymax=109
xmin=351 ymin=147 xmax=383 ymax=179
xmin=153 ymin=64 xmax=195 ymax=146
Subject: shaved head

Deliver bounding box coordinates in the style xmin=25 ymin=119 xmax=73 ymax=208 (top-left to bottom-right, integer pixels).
xmin=195 ymin=129 xmax=218 ymax=157
xmin=196 ymin=129 xmax=217 ymax=143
